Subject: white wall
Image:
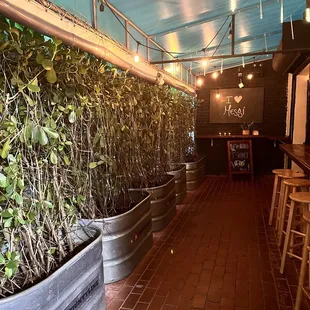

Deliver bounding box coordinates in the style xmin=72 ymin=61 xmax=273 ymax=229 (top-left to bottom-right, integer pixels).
xmin=291 ymin=66 xmax=309 ymax=171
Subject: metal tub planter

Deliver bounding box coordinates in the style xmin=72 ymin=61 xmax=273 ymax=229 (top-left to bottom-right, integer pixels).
xmin=167 ymin=164 xmax=187 ymax=204
xmin=0 ymin=226 xmax=105 ymax=310
xmin=142 ymin=174 xmax=176 ymax=232
xmin=82 ymin=191 xmax=153 ymax=284
xmin=184 ymin=156 xmax=206 ymax=191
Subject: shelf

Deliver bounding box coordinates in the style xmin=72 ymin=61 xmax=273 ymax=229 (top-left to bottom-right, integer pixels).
xmin=196 ymin=135 xmax=289 ymax=141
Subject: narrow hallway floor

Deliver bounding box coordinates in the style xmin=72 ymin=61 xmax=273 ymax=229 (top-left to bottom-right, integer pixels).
xmin=106 ymin=177 xmax=308 ymax=310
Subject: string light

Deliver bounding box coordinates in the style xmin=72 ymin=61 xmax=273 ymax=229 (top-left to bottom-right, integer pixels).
xmin=247 ymin=73 xmax=253 ymax=80
xmin=231 ymin=0 xmax=236 ymax=13
xmin=216 ymin=89 xmax=221 ymax=99
xmin=212 ymin=71 xmax=219 ymax=79
xmin=134 ymin=41 xmax=140 ymax=63
xmin=197 ymin=78 xmax=203 ymax=87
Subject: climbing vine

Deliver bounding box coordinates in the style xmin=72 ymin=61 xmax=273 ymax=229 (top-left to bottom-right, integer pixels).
xmin=0 ymin=16 xmax=197 ymax=297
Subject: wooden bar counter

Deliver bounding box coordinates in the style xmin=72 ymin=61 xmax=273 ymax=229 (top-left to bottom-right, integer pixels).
xmin=280 ymin=144 xmax=310 ymax=175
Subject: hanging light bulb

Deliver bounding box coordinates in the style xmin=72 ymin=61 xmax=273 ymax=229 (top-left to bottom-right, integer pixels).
xmin=212 ymin=71 xmax=219 ymax=79
xmin=242 ymin=56 xmax=245 ymax=68
xmin=202 ymin=59 xmax=208 ymax=67
xmin=216 ymin=89 xmax=221 ymax=99
xmin=253 ymin=57 xmax=257 ymax=67
xmin=197 ymin=78 xmax=203 ymax=87
xmin=134 ymin=41 xmax=140 ymax=63
xmin=134 ymin=54 xmax=140 ymax=63
xmin=221 ymin=58 xmax=224 ymax=74
xmin=231 ymin=0 xmax=236 ymax=12
xmin=247 ymin=73 xmax=253 ymax=80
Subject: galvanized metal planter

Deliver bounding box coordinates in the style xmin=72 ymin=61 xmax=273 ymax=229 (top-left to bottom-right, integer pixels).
xmin=184 ymin=156 xmax=206 ymax=191
xmin=82 ymin=191 xmax=153 ymax=284
xmin=141 ymin=174 xmax=176 ymax=232
xmin=167 ymin=164 xmax=187 ymax=204
xmin=0 ymin=227 xmax=105 ymax=310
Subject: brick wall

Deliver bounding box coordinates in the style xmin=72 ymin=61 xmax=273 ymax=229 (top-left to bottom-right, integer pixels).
xmin=195 ymin=60 xmax=288 ymax=175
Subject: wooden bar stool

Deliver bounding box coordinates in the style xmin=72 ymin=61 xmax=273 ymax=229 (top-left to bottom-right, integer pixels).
xmin=276 ymin=171 xmax=306 ymax=238
xmin=295 ymin=209 xmax=310 ymax=310
xmin=277 ymin=175 xmax=308 ymax=247
xmin=269 ymin=169 xmax=296 ymax=226
xmin=280 ymin=186 xmax=310 ymax=274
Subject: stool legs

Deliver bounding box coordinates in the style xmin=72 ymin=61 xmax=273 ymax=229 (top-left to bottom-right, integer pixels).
xmin=278 ymin=184 xmax=290 ymax=246
xmin=295 ymin=223 xmax=310 ymax=310
xmin=269 ymin=174 xmax=280 ymax=225
xmin=280 ymin=199 xmax=297 ymax=273
xmin=276 ymin=180 xmax=285 ymax=232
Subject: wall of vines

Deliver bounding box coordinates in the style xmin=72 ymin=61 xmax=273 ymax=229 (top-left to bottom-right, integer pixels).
xmin=0 ymin=17 xmax=196 ymax=297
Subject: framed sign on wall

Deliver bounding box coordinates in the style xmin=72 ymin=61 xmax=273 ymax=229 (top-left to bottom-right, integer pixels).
xmin=210 ymin=87 xmax=264 ymax=123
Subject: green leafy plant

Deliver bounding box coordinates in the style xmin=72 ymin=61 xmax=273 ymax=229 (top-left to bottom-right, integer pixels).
xmin=0 ymin=15 xmax=198 ymax=297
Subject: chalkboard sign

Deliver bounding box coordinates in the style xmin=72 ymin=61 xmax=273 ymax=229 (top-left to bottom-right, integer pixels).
xmin=210 ymin=87 xmax=264 ymax=123
xmin=227 ymin=140 xmax=254 ymax=181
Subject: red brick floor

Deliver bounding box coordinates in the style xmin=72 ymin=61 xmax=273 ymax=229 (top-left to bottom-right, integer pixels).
xmin=106 ymin=177 xmax=310 ymax=310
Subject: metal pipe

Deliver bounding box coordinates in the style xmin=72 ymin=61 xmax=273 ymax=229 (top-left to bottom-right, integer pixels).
xmin=231 ymin=14 xmax=235 ymax=55
xmin=125 ymin=20 xmax=130 ymax=49
xmin=0 ymin=0 xmax=196 ymax=96
xmin=151 ymin=49 xmax=310 ymax=65
xmin=92 ymin=0 xmax=97 ymax=30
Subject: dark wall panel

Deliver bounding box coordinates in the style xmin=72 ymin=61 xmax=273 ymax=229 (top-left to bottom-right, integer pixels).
xmin=196 ymin=60 xmax=288 ymax=175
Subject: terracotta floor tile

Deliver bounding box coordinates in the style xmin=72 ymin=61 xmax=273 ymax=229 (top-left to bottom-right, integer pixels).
xmin=122 ymin=294 xmax=140 ymax=309
xmin=139 ymin=288 xmax=156 ymax=303
xmin=108 ymin=298 xmax=124 ymax=310
xmin=148 ymin=295 xmax=165 ymax=309
xmin=133 ymin=303 xmax=149 ymax=310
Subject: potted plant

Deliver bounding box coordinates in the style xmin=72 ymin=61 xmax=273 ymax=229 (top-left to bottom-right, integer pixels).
xmin=0 ymin=19 xmax=105 ymax=308
xmin=240 ymin=122 xmax=253 ymax=135
xmin=166 ymin=91 xmax=195 ymax=202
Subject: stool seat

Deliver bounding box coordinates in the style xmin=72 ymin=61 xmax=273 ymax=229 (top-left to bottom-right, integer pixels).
xmin=283 ymin=178 xmax=310 ymax=187
xmin=290 ymin=192 xmax=310 ymax=204
xmin=303 ymin=211 xmax=310 ymax=224
xmin=272 ymin=168 xmax=295 ymax=175
xmin=279 ymin=171 xmax=306 ymax=179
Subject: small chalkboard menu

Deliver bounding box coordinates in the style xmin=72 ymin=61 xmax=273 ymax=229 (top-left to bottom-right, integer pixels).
xmin=227 ymin=140 xmax=254 ymax=181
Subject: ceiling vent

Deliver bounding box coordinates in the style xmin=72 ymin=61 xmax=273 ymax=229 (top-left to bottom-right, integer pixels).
xmin=272 ymin=20 xmax=310 ymax=74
